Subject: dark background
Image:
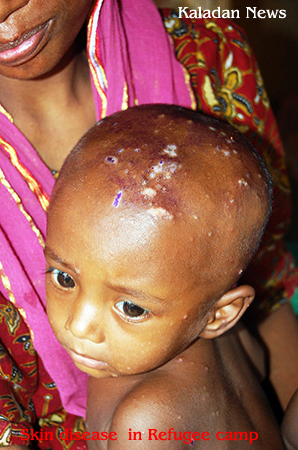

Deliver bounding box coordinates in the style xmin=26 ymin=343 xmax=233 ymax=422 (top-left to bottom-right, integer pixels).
xmin=233 ymin=0 xmax=298 ymax=240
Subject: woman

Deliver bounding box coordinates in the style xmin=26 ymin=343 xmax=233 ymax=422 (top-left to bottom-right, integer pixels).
xmin=0 ymin=0 xmax=297 ymax=449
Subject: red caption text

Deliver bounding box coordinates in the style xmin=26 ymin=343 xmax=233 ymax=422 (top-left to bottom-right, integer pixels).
xmin=21 ymin=428 xmax=258 ymax=445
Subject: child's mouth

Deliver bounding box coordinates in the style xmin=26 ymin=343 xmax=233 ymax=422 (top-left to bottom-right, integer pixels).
xmin=66 ymin=346 xmax=110 ymax=370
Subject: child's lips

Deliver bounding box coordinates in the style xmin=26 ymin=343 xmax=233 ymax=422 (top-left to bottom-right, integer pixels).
xmin=0 ymin=20 xmax=52 ymax=65
xmin=66 ymin=346 xmax=110 ymax=371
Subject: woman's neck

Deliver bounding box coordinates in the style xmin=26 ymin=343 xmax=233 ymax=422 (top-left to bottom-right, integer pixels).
xmin=1 ymin=28 xmax=81 ymax=105
xmin=0 ymin=24 xmax=89 ymax=116
xmin=0 ymin=46 xmax=96 ymax=171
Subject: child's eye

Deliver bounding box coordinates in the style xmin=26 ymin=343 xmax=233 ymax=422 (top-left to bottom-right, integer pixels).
xmin=48 ymin=268 xmax=75 ymax=289
xmin=115 ymin=300 xmax=148 ymax=319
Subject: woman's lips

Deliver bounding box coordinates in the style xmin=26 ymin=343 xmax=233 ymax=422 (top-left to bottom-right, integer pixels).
xmin=66 ymin=346 xmax=110 ymax=371
xmin=0 ymin=20 xmax=52 ymax=66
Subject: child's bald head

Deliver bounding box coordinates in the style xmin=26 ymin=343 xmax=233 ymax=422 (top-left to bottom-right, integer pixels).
xmin=51 ymin=105 xmax=271 ymax=296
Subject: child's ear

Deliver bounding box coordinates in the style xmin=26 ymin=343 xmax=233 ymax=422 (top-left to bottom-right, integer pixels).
xmin=199 ymin=285 xmax=255 ymax=339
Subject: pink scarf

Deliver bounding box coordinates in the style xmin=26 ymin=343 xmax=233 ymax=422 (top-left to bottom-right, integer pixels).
xmin=0 ymin=0 xmax=194 ymax=417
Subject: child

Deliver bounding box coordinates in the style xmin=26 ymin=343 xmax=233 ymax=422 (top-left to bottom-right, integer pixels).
xmin=45 ymin=104 xmax=284 ymax=449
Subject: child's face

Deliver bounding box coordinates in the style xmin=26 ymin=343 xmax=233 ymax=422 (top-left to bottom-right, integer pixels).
xmin=45 ymin=193 xmax=214 ymax=379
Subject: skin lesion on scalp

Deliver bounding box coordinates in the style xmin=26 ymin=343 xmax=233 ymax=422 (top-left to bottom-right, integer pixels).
xmin=163 ymin=144 xmax=177 ymax=157
xmin=105 ymin=156 xmax=118 ymax=164
xmin=113 ymin=190 xmax=123 ymax=207
xmin=147 ymin=207 xmax=174 ymax=220
xmin=141 ymin=188 xmax=157 ymax=199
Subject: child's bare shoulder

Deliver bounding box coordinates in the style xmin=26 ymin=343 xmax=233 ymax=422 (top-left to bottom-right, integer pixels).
xmin=108 ymin=362 xmax=210 ymax=449
xmin=86 ymin=337 xmax=284 ymax=450
xmin=87 ymin=349 xmax=212 ymax=449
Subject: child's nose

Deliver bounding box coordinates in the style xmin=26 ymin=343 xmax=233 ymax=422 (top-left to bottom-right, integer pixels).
xmin=66 ymin=298 xmax=105 ymax=344
xmin=0 ymin=0 xmax=29 ymax=22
